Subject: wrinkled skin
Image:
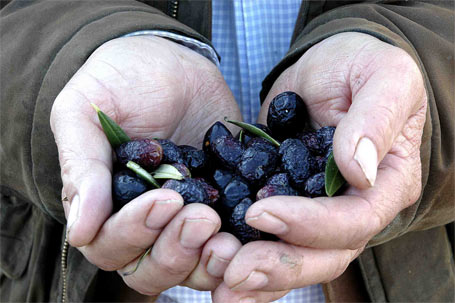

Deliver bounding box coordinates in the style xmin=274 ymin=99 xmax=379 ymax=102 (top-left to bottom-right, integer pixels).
xmin=212 ymin=32 xmax=427 ymax=303
xmin=51 ymin=36 xmax=243 ymax=297
xmin=50 ymin=32 xmax=427 ymax=302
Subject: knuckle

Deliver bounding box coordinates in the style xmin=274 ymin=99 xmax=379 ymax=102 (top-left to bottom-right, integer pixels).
xmin=59 ymin=156 xmax=106 ymax=190
xmin=59 ymin=151 xmax=79 ymax=178
xmin=155 ymin=254 xmax=190 ymax=276
xmin=389 ymin=49 xmax=425 ymax=97
xmin=393 ymin=49 xmax=419 ymax=76
xmin=324 ymin=255 xmax=352 ymax=283
xmin=359 ymin=196 xmax=386 ymax=239
xmin=371 ymin=203 xmax=390 ymax=236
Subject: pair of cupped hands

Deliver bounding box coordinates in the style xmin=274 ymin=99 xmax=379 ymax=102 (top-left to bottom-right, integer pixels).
xmin=51 ymin=32 xmax=427 ymax=303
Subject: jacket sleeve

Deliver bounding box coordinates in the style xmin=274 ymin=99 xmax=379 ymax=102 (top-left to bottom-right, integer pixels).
xmin=260 ymin=1 xmax=454 ymax=246
xmin=0 ymin=0 xmax=214 ymax=224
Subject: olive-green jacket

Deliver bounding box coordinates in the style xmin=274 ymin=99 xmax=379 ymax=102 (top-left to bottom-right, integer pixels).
xmin=1 ymin=1 xmax=453 ymax=302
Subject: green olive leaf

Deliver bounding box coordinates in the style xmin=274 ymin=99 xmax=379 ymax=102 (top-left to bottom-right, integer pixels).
xmin=224 ymin=117 xmax=280 ymax=147
xmin=152 ymin=164 xmax=185 ymax=180
xmin=91 ymin=103 xmax=130 ymax=148
xmin=325 ymin=151 xmax=346 ymax=197
xmin=238 ymin=130 xmax=244 ymax=144
xmin=126 ymin=161 xmax=160 ymax=188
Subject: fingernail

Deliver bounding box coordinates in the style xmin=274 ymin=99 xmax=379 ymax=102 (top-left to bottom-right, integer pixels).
xmin=231 ymin=271 xmax=268 ymax=292
xmin=246 ymin=212 xmax=288 ymax=234
xmin=180 ymin=219 xmax=217 ymax=249
xmin=145 ymin=199 xmax=183 ymax=229
xmin=67 ymin=195 xmax=80 ymax=232
xmin=354 ymin=137 xmax=378 ymax=187
xmin=206 ymin=253 xmax=230 ymax=278
xmin=240 ymin=298 xmax=256 ymax=303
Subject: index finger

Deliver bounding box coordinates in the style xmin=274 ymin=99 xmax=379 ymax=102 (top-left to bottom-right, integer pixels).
xmin=245 ymin=145 xmax=422 ymax=249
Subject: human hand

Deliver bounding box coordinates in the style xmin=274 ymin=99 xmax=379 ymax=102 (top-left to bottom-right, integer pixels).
xmin=212 ymin=32 xmax=427 ymax=302
xmin=51 ymin=36 xmax=242 ymax=296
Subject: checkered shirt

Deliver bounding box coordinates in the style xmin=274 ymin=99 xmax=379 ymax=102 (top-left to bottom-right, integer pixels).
xmin=211 ymin=0 xmax=302 ymax=124
xmin=127 ymin=0 xmax=326 ymax=301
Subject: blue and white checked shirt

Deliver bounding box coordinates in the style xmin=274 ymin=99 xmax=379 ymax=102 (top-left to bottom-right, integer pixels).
xmin=155 ymin=1 xmax=326 ymax=302
xmin=212 ymin=0 xmax=301 ymax=124
xmin=126 ymin=1 xmax=327 ymax=302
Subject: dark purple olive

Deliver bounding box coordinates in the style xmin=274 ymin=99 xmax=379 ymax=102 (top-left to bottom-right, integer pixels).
xmin=195 ymin=177 xmax=219 ymax=207
xmin=229 ymin=198 xmax=261 ymax=244
xmin=304 ymin=172 xmax=326 ymax=197
xmin=203 ymin=121 xmax=232 ymax=154
xmin=112 ymin=170 xmax=149 ymax=210
xmin=212 ymin=169 xmax=235 ymax=191
xmin=179 ymin=145 xmax=209 ymax=176
xmin=279 ymin=138 xmax=316 ymax=190
xmin=115 ymin=139 xmax=163 ymax=169
xmin=267 ymin=91 xmax=308 ymax=140
xmin=237 ymin=138 xmax=279 ymax=185
xmin=162 ymin=179 xmax=208 ymax=205
xmin=256 ymin=184 xmax=299 ymax=200
xmin=156 ymin=139 xmax=185 ymax=164
xmin=211 ymin=136 xmax=244 ymax=170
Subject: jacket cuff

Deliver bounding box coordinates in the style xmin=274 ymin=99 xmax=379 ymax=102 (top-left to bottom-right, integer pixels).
xmin=261 ymin=17 xmax=424 ymax=103
xmin=124 ymin=30 xmax=220 ymax=68
xmin=0 ymin=1 xmax=216 ymax=224
xmin=37 ymin=12 xmax=216 ymax=223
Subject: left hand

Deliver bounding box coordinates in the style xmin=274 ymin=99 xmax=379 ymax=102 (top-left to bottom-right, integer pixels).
xmin=51 ymin=36 xmax=243 ymax=296
xmin=212 ymin=32 xmax=427 ymax=302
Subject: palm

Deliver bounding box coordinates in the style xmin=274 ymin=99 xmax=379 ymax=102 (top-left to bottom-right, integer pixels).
xmin=259 ymin=33 xmax=426 ymax=190
xmin=60 ymin=36 xmax=241 ymax=148
xmin=210 ymin=33 xmax=427 ymax=303
xmin=50 ymin=35 xmax=241 ymax=247
xmin=50 ymin=35 xmax=244 ymax=296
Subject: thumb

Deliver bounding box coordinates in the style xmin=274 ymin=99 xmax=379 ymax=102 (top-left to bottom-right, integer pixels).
xmin=334 ymin=50 xmax=425 ymax=189
xmin=51 ymin=90 xmax=113 ymax=247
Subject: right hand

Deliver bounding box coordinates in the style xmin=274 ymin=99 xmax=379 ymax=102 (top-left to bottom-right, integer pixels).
xmin=51 ymin=36 xmax=242 ymax=296
xmin=212 ymin=32 xmax=427 ymax=303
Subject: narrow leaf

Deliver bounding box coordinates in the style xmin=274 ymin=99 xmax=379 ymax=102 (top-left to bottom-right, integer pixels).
xmin=224 ymin=117 xmax=280 ymax=147
xmin=325 ymin=151 xmax=346 ymax=197
xmin=127 ymin=161 xmax=160 ymax=188
xmin=91 ymin=103 xmax=130 ymax=148
xmin=238 ymin=130 xmax=244 ymax=143
xmin=152 ymin=164 xmax=184 ymax=180
xmin=122 ymin=247 xmax=152 ymax=276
